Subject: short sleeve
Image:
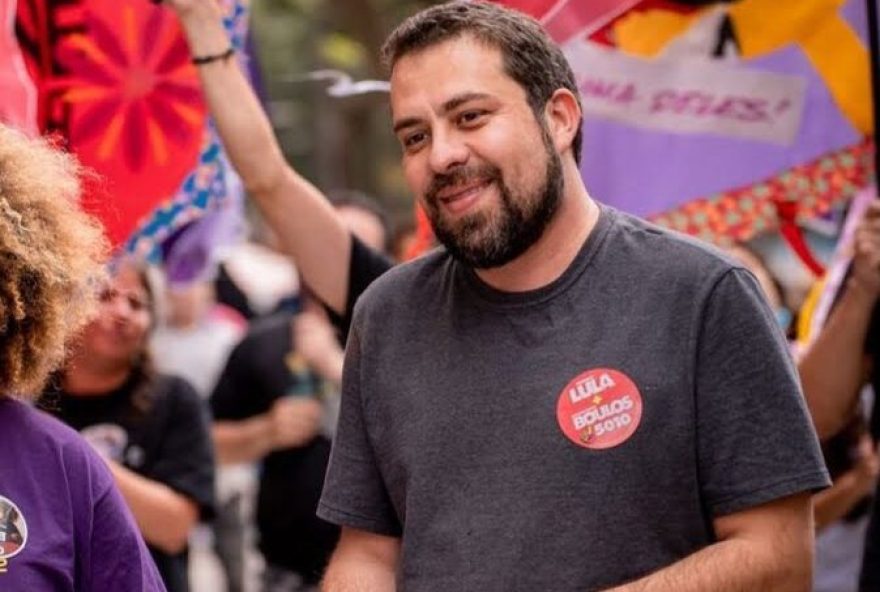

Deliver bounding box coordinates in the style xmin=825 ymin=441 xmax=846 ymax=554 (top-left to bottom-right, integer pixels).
xmin=317 ymin=319 xmax=401 ymax=536
xmin=326 ymin=235 xmax=394 ymax=342
xmin=695 ymin=269 xmax=830 ymax=517
xmin=148 ymin=379 xmax=216 ymax=519
xmin=86 ymin=483 xmax=167 ymax=591
xmin=68 ymin=437 xmax=166 ymax=591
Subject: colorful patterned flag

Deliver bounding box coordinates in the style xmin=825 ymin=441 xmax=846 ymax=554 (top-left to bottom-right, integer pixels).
xmin=495 ymin=0 xmax=874 ymax=249
xmin=9 ymin=0 xmax=248 ymax=259
xmin=500 ymin=0 xmax=643 ymax=43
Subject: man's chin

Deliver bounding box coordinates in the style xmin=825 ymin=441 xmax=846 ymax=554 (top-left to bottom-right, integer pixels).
xmin=441 ymin=234 xmax=516 ymax=269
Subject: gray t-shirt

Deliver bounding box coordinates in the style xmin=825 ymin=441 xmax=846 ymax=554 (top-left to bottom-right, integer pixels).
xmin=319 ymin=206 xmax=829 ymax=591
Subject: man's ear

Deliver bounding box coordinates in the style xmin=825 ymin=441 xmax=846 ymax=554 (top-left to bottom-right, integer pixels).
xmin=543 ymin=89 xmax=581 ymax=155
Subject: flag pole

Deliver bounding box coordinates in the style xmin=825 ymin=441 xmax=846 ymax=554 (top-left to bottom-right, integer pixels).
xmin=868 ymin=0 xmax=880 ymax=193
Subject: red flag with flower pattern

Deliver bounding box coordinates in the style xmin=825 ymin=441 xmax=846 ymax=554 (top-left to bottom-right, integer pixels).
xmin=13 ymin=0 xmax=247 ymax=255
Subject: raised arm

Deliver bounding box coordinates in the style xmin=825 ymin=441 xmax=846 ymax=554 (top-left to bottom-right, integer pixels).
xmin=604 ymin=493 xmax=814 ymax=592
xmin=165 ymin=0 xmax=352 ymax=313
xmin=799 ymin=201 xmax=880 ymax=439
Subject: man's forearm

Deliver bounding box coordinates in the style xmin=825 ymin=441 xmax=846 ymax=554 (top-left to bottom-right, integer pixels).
xmin=322 ymin=528 xmax=400 ymax=592
xmin=322 ymin=553 xmax=397 ymax=592
xmin=604 ymin=538 xmax=809 ymax=592
xmin=321 ymin=567 xmax=396 ymax=592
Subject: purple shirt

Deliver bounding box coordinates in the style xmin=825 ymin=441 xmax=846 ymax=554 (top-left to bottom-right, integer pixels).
xmin=0 ymin=397 xmax=166 ymax=591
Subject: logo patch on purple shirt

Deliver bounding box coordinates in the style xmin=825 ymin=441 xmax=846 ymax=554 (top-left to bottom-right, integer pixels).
xmin=0 ymin=495 xmax=28 ymax=573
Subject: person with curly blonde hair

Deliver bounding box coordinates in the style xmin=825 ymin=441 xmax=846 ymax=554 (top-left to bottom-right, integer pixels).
xmin=0 ymin=123 xmax=166 ymax=591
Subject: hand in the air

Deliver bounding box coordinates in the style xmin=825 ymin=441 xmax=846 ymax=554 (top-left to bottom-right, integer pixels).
xmin=158 ymin=0 xmax=222 ymax=22
xmin=851 ymin=200 xmax=880 ymax=297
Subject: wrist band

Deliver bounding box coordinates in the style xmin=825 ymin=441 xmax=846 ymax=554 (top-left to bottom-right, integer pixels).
xmin=191 ymin=47 xmax=235 ymax=66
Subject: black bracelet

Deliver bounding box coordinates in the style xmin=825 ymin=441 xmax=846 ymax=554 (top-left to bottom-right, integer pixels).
xmin=191 ymin=47 xmax=235 ymax=66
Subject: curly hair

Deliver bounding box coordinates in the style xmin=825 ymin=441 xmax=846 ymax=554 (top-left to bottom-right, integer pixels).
xmin=0 ymin=125 xmax=108 ymax=398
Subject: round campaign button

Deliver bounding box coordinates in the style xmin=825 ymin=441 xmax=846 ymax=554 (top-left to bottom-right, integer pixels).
xmin=556 ymin=368 xmax=643 ymax=450
xmin=0 ymin=495 xmax=28 ymax=560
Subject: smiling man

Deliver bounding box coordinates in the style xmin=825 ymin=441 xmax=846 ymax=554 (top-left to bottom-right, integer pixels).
xmin=315 ymin=3 xmax=828 ymax=591
xmin=164 ymin=0 xmax=828 ymax=589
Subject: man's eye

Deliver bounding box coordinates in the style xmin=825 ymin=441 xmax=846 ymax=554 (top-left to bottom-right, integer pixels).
xmin=403 ymin=132 xmax=427 ymax=148
xmin=458 ymin=111 xmax=485 ymax=125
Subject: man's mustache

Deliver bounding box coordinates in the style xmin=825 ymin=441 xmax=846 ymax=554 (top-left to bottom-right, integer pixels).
xmin=426 ymin=165 xmax=501 ymax=204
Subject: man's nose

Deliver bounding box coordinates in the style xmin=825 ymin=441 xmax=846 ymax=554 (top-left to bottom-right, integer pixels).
xmin=428 ymin=128 xmax=469 ymax=173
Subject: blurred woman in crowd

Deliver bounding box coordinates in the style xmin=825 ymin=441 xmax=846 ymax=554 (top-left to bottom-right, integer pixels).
xmin=40 ymin=263 xmax=216 ymax=592
xmin=0 ymin=123 xmax=165 ymax=590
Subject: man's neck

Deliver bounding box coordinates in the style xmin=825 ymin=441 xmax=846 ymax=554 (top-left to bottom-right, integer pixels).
xmin=474 ymin=161 xmax=598 ymax=293
xmin=63 ymin=355 xmax=131 ymax=396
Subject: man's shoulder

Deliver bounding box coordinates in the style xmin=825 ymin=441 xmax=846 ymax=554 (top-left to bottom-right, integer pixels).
xmin=604 ymin=207 xmax=740 ymax=282
xmin=355 ymin=247 xmax=451 ymax=314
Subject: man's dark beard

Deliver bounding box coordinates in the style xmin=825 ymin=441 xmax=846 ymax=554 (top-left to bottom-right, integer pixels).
xmin=424 ymin=130 xmax=564 ymax=270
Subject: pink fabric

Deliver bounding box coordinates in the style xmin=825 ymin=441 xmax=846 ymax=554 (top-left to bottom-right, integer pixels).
xmin=0 ymin=0 xmax=37 ymax=134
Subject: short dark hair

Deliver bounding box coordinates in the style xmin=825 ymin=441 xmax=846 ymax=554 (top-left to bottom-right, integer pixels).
xmin=381 ymin=0 xmax=583 ymax=164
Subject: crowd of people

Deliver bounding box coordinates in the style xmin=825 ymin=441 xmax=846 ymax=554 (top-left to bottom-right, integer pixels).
xmin=1 ymin=0 xmax=880 ymax=591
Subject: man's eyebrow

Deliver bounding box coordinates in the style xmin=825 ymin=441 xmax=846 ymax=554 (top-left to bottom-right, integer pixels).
xmin=393 ymin=117 xmax=421 ymax=135
xmin=392 ymin=92 xmax=494 ymax=135
xmin=441 ymin=92 xmax=492 ymax=114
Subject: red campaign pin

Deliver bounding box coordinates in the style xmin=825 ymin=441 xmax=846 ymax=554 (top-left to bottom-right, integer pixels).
xmin=556 ymin=368 xmax=643 ymax=450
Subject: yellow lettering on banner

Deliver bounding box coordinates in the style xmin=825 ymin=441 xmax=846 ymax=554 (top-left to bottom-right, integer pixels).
xmin=0 ymin=557 xmax=7 ymax=573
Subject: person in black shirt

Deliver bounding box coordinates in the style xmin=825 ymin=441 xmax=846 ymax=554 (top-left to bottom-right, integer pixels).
xmin=212 ymin=311 xmax=330 ymax=590
xmin=210 ymin=196 xmax=391 ymax=590
xmin=40 ymin=264 xmax=215 ymax=592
